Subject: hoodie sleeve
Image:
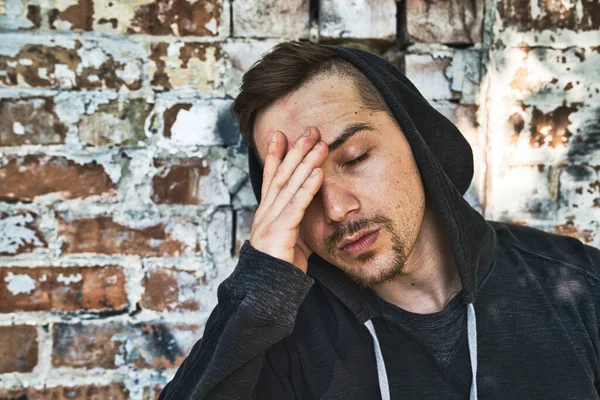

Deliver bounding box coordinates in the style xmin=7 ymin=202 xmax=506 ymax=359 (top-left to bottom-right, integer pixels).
xmin=582 ymin=243 xmax=600 ymax=393
xmin=158 ymin=240 xmax=314 ymax=400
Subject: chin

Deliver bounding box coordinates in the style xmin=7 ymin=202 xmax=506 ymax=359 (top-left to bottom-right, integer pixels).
xmin=347 ymin=250 xmax=407 ymax=287
xmin=339 ymin=252 xmax=383 ymax=285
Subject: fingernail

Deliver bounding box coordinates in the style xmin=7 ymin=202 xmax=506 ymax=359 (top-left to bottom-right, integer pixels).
xmin=271 ymin=132 xmax=279 ymax=143
xmin=302 ymin=127 xmax=312 ymax=137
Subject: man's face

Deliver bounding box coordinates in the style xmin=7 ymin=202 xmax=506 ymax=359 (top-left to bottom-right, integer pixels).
xmin=253 ymin=74 xmax=426 ymax=287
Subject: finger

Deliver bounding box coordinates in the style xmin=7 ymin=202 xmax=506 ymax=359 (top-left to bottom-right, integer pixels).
xmin=269 ymin=139 xmax=328 ymax=218
xmin=280 ymin=167 xmax=324 ymax=227
xmin=262 ymin=126 xmax=321 ymax=207
xmin=260 ymin=130 xmax=286 ymax=202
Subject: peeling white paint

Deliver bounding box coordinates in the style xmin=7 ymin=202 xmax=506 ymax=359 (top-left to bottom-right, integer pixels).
xmin=199 ymin=158 xmax=230 ymax=206
xmin=0 ymin=213 xmax=44 ymax=255
xmin=57 ymin=272 xmax=82 ymax=285
xmin=105 ymin=273 xmax=118 ymax=285
xmin=12 ymin=121 xmax=25 ymax=135
xmin=166 ymin=42 xmax=185 ymax=69
xmin=173 ymin=270 xmax=201 ymax=310
xmin=165 ymin=220 xmax=198 ymax=255
xmin=53 ymin=64 xmax=77 ymax=88
xmin=406 ymin=53 xmax=453 ymax=100
xmin=5 ymin=272 xmax=36 ymax=295
xmin=170 ymin=108 xmax=205 ymax=145
xmin=222 ymin=39 xmax=280 ymax=72
xmin=169 ymin=99 xmax=233 ymax=146
xmin=78 ymin=46 xmax=108 ymax=70
xmin=52 ymin=20 xmax=72 ymax=31
xmin=319 ymin=0 xmax=395 ymax=40
xmin=206 ymin=209 xmax=232 ymax=256
xmin=204 ymin=17 xmax=218 ymax=35
xmin=147 ymin=239 xmax=162 ymax=248
xmin=126 ymin=148 xmax=156 ymax=187
xmin=115 ymin=61 xmax=142 ymax=86
xmin=38 ymin=67 xmax=49 ymax=80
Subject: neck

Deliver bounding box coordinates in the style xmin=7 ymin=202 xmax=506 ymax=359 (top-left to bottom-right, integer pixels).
xmin=371 ymin=200 xmax=462 ymax=314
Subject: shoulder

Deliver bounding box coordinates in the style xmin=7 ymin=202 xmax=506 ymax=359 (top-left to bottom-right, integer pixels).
xmin=490 ymin=220 xmax=600 ymax=283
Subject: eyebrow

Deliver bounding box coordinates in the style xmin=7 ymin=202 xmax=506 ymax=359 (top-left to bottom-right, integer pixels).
xmin=326 ymin=122 xmax=375 ymax=152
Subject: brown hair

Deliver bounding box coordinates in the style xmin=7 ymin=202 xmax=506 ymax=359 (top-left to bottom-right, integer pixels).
xmin=231 ymin=41 xmax=391 ymax=154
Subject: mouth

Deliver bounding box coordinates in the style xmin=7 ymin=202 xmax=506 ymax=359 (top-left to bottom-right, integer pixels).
xmin=339 ymin=229 xmax=380 ymax=256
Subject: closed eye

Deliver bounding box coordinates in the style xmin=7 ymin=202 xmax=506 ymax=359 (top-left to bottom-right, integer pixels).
xmin=343 ymin=152 xmax=369 ymax=168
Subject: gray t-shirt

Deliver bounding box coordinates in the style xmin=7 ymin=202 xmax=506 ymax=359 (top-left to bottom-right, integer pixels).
xmin=371 ymin=291 xmax=466 ymax=368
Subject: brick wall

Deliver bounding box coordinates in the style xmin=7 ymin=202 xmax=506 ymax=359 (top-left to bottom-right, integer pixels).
xmin=0 ymin=0 xmax=599 ymax=398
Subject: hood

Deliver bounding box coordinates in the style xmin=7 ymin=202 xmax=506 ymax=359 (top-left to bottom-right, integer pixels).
xmin=246 ymin=45 xmax=498 ymax=322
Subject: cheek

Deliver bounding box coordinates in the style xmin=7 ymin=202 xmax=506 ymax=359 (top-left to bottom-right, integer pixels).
xmin=365 ymin=156 xmax=422 ymax=205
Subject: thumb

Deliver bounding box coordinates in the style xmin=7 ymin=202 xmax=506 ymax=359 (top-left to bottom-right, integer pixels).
xmin=296 ymin=234 xmax=313 ymax=259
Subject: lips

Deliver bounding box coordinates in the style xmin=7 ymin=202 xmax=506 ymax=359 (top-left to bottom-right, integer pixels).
xmin=338 ymin=228 xmax=379 ymax=250
xmin=339 ymin=229 xmax=381 ymax=256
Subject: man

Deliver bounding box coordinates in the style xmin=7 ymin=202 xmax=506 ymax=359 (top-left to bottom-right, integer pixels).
xmin=159 ymin=42 xmax=600 ymax=399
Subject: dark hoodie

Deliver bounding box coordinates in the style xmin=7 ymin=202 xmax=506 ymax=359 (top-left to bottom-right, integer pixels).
xmin=159 ymin=46 xmax=600 ymax=399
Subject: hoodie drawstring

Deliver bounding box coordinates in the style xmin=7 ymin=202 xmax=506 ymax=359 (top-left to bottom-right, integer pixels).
xmin=364 ymin=303 xmax=479 ymax=400
xmin=364 ymin=320 xmax=391 ymax=400
xmin=466 ymin=303 xmax=478 ymax=400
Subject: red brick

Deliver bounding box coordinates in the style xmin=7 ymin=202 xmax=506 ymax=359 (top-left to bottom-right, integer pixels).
xmin=0 ymin=97 xmax=68 ymax=146
xmin=49 ymin=0 xmax=94 ymax=31
xmin=127 ymin=0 xmax=222 ymax=36
xmin=497 ymin=0 xmax=600 ymax=31
xmin=0 ymin=266 xmax=127 ymax=313
xmin=52 ymin=322 xmax=201 ymax=369
xmin=58 ymin=216 xmax=199 ymax=256
xmin=141 ymin=268 xmax=205 ymax=311
xmin=26 ymin=5 xmax=42 ymax=28
xmin=0 ymin=212 xmax=46 ymax=256
xmin=0 ymin=383 xmax=129 ymax=400
xmin=0 ymin=155 xmax=116 ymax=201
xmin=0 ymin=325 xmax=37 ymax=373
xmin=152 ymin=158 xmax=210 ymax=205
xmin=78 ymin=98 xmax=152 ymax=146
xmin=163 ymin=103 xmax=192 ymax=138
xmin=15 ymin=0 xmax=223 ymax=37
xmin=149 ymin=42 xmax=221 ymax=91
xmin=406 ymin=0 xmax=484 ymax=43
xmin=0 ymin=41 xmax=142 ymax=90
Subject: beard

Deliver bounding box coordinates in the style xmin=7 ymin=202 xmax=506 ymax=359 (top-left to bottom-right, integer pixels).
xmin=324 ymin=214 xmax=410 ymax=288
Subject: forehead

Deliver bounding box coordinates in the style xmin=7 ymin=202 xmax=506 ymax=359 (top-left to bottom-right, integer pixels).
xmin=253 ymin=75 xmax=366 ymax=161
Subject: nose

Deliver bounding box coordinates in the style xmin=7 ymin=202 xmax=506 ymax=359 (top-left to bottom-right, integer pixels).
xmin=317 ymin=176 xmax=360 ymax=224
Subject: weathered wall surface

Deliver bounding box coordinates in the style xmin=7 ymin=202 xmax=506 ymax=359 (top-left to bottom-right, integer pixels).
xmin=0 ymin=0 xmax=598 ymax=398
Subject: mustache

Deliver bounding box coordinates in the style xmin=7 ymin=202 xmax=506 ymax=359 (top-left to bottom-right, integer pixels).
xmin=325 ymin=214 xmax=394 ymax=253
